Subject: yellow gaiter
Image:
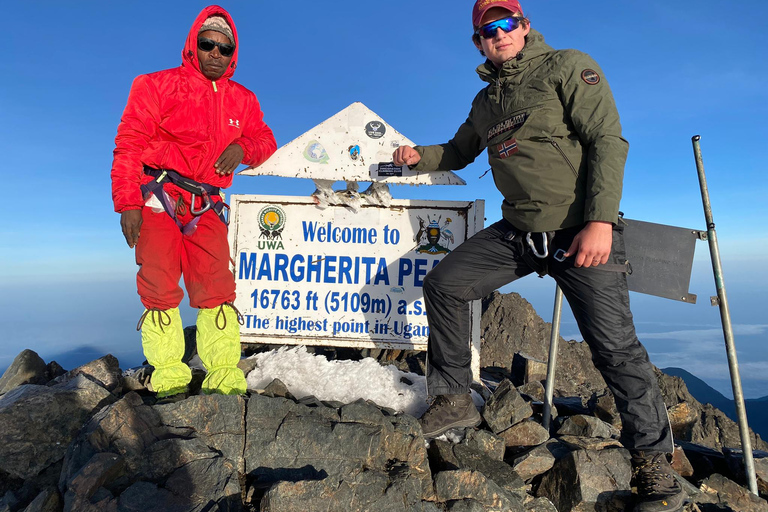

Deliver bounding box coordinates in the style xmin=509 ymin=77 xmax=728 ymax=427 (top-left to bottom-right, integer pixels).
xmin=196 ymin=304 xmax=247 ymax=395
xmin=139 ymin=307 xmax=192 ymax=398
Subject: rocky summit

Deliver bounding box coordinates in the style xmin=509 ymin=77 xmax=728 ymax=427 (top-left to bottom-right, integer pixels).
xmin=0 ymin=291 xmax=766 ymax=512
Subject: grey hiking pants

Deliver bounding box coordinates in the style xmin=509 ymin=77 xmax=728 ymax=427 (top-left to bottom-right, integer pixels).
xmin=422 ymin=218 xmax=674 ymax=453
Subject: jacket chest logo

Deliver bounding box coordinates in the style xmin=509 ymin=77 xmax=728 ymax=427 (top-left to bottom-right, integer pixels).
xmin=228 ymin=118 xmax=240 ymax=128
xmin=487 ymin=112 xmax=528 ymax=141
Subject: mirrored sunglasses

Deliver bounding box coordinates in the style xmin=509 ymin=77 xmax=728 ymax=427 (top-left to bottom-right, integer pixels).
xmin=197 ymin=37 xmax=235 ymax=57
xmin=475 ymin=17 xmax=522 ymax=39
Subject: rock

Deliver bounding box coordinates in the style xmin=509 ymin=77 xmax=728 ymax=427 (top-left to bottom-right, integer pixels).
xmin=0 ymin=350 xmax=48 ymax=395
xmin=449 ymin=443 xmax=527 ymax=500
xmin=461 ymin=429 xmax=506 ymax=461
xmin=21 ymin=487 xmax=62 ymax=512
xmin=668 ymin=401 xmax=699 ymax=439
xmin=60 ymin=392 xmax=245 ymax=511
xmin=656 ymin=370 xmax=768 ymax=452
xmin=482 ymin=379 xmax=533 ymax=434
xmin=497 ymin=420 xmax=550 ymax=451
xmin=671 ymin=445 xmax=694 ymax=477
xmin=261 ymin=378 xmax=293 ymax=399
xmin=517 ymin=381 xmax=545 ymax=402
xmin=587 ymin=391 xmax=621 ymax=429
xmin=556 ymin=414 xmax=620 ymax=439
xmin=679 ymin=441 xmax=732 ymax=483
xmin=481 ymin=292 xmax=608 ymax=398
xmin=538 ymin=448 xmax=632 ymax=512
xmin=723 ymin=448 xmax=768 ymax=497
xmin=511 ymin=439 xmax=572 ymax=481
xmin=260 ymin=470 xmax=426 ymax=512
xmin=524 ymin=497 xmax=558 ymax=511
xmin=0 ymin=375 xmax=115 ymax=480
xmin=63 ymin=452 xmax=125 ymax=505
xmin=446 ymin=499 xmax=486 ymax=511
xmin=433 ymin=469 xmax=524 ymax=512
xmin=552 ymin=396 xmax=590 ymax=417
xmin=557 ymin=435 xmax=623 ymax=451
xmin=697 ymin=473 xmax=768 ymax=512
xmin=244 ymin=394 xmax=432 ymax=499
xmin=237 ymin=356 xmax=259 ymax=377
xmin=48 ymin=355 xmax=123 ymax=394
xmin=511 ymin=353 xmax=547 ymax=386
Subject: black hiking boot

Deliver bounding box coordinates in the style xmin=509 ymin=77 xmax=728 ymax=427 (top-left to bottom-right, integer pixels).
xmin=631 ymin=451 xmax=686 ymax=511
xmin=419 ymin=393 xmax=482 ymax=438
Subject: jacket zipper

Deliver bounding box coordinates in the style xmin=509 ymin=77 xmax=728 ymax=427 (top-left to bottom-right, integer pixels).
xmin=549 ymin=138 xmax=578 ymax=177
xmin=211 ymin=80 xmax=221 ymax=181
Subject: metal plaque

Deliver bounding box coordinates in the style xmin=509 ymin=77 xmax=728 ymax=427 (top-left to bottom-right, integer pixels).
xmin=623 ymin=218 xmax=702 ymax=303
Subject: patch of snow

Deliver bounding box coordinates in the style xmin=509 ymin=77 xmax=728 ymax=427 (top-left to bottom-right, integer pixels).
xmin=245 ymin=346 xmax=432 ymax=416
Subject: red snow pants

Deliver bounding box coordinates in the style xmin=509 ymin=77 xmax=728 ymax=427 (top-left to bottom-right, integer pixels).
xmin=135 ymin=195 xmax=235 ymax=310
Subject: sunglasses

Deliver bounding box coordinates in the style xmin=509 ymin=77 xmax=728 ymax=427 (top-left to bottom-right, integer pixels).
xmin=197 ymin=37 xmax=235 ymax=57
xmin=475 ymin=16 xmax=522 ymax=39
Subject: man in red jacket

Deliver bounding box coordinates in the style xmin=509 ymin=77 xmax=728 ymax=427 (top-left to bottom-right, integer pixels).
xmin=111 ymin=6 xmax=277 ymax=398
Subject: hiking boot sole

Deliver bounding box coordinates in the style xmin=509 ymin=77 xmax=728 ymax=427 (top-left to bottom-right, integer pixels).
xmin=422 ymin=415 xmax=482 ymax=439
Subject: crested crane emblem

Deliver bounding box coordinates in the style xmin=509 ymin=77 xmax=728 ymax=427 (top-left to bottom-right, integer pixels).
xmin=415 ymin=216 xmax=454 ymax=254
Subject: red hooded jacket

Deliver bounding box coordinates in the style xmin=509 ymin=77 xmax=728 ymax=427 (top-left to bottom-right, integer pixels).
xmin=111 ymin=5 xmax=277 ymax=213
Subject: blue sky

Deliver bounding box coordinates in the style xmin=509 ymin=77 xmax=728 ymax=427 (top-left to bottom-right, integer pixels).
xmin=1 ymin=1 xmax=767 ymax=399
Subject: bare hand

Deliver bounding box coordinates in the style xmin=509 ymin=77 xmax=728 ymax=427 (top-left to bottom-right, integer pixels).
xmin=564 ymin=221 xmax=613 ymax=268
xmin=392 ymin=146 xmax=421 ymax=167
xmin=215 ymin=143 xmax=244 ymax=175
xmin=121 ymin=209 xmax=143 ymax=248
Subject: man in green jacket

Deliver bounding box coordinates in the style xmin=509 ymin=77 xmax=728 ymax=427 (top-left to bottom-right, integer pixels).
xmin=393 ymin=1 xmax=684 ymax=510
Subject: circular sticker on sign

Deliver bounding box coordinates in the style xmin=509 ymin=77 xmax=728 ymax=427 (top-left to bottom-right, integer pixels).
xmin=365 ymin=121 xmax=386 ymax=139
xmin=581 ymin=69 xmax=600 ymax=85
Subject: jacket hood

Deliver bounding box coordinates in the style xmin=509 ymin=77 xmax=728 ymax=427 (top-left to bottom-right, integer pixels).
xmin=182 ymin=5 xmax=239 ymax=81
xmin=477 ymin=28 xmax=553 ymax=83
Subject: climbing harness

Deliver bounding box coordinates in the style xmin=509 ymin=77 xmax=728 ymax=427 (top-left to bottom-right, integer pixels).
xmin=140 ymin=167 xmax=229 ymax=235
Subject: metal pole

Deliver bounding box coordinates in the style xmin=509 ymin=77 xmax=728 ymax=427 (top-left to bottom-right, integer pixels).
xmin=542 ymin=285 xmax=564 ymax=431
xmin=692 ymin=135 xmax=758 ymax=495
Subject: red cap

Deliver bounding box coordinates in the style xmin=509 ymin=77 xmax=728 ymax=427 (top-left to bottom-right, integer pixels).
xmin=472 ymin=0 xmax=524 ymax=28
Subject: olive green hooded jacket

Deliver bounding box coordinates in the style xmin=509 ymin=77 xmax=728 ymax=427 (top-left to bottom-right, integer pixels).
xmin=412 ymin=29 xmax=628 ymax=232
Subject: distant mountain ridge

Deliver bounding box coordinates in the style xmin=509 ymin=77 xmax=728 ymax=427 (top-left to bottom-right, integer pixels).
xmin=663 ymin=367 xmax=768 ymax=440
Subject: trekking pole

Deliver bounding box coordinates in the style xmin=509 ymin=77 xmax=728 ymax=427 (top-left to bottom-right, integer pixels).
xmin=692 ymin=135 xmax=758 ymax=495
xmin=542 ymin=285 xmax=564 ymax=431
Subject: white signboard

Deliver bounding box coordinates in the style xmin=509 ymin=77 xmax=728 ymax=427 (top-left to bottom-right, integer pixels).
xmin=229 ymin=195 xmax=484 ymax=352
xmin=238 ymin=102 xmax=465 ymax=186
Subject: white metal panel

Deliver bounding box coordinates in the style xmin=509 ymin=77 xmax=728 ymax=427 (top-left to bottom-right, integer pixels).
xmin=238 ymin=102 xmax=465 ymax=185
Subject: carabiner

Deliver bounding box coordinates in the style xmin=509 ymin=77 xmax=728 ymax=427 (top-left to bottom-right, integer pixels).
xmin=526 ymin=232 xmax=549 ymax=258
xmin=190 ymin=192 xmax=212 ymax=215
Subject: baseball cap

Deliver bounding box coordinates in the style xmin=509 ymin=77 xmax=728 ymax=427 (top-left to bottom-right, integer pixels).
xmin=472 ymin=0 xmax=524 ymax=28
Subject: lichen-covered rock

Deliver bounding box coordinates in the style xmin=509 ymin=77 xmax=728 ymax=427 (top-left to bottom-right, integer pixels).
xmin=433 ymin=470 xmax=524 ymax=512
xmin=556 ymin=414 xmax=619 ymax=439
xmin=537 ymin=448 xmax=632 ymax=512
xmin=0 ymin=376 xmax=114 ymax=480
xmin=48 ymin=355 xmax=123 ymax=394
xmin=0 ymin=350 xmax=48 ymax=396
xmin=482 ymin=379 xmax=533 ymax=434
xmin=498 ymin=420 xmax=550 ymax=451
xmin=60 ymin=392 xmax=244 ymax=512
xmin=244 ymin=394 xmax=432 ymax=499
xmin=697 ymin=473 xmax=768 ymax=512
xmin=260 ymin=470 xmax=427 ymax=512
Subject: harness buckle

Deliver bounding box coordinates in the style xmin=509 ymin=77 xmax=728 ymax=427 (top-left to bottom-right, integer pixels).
xmin=553 ymin=248 xmax=567 ymax=262
xmin=526 ymin=232 xmax=549 ymax=258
